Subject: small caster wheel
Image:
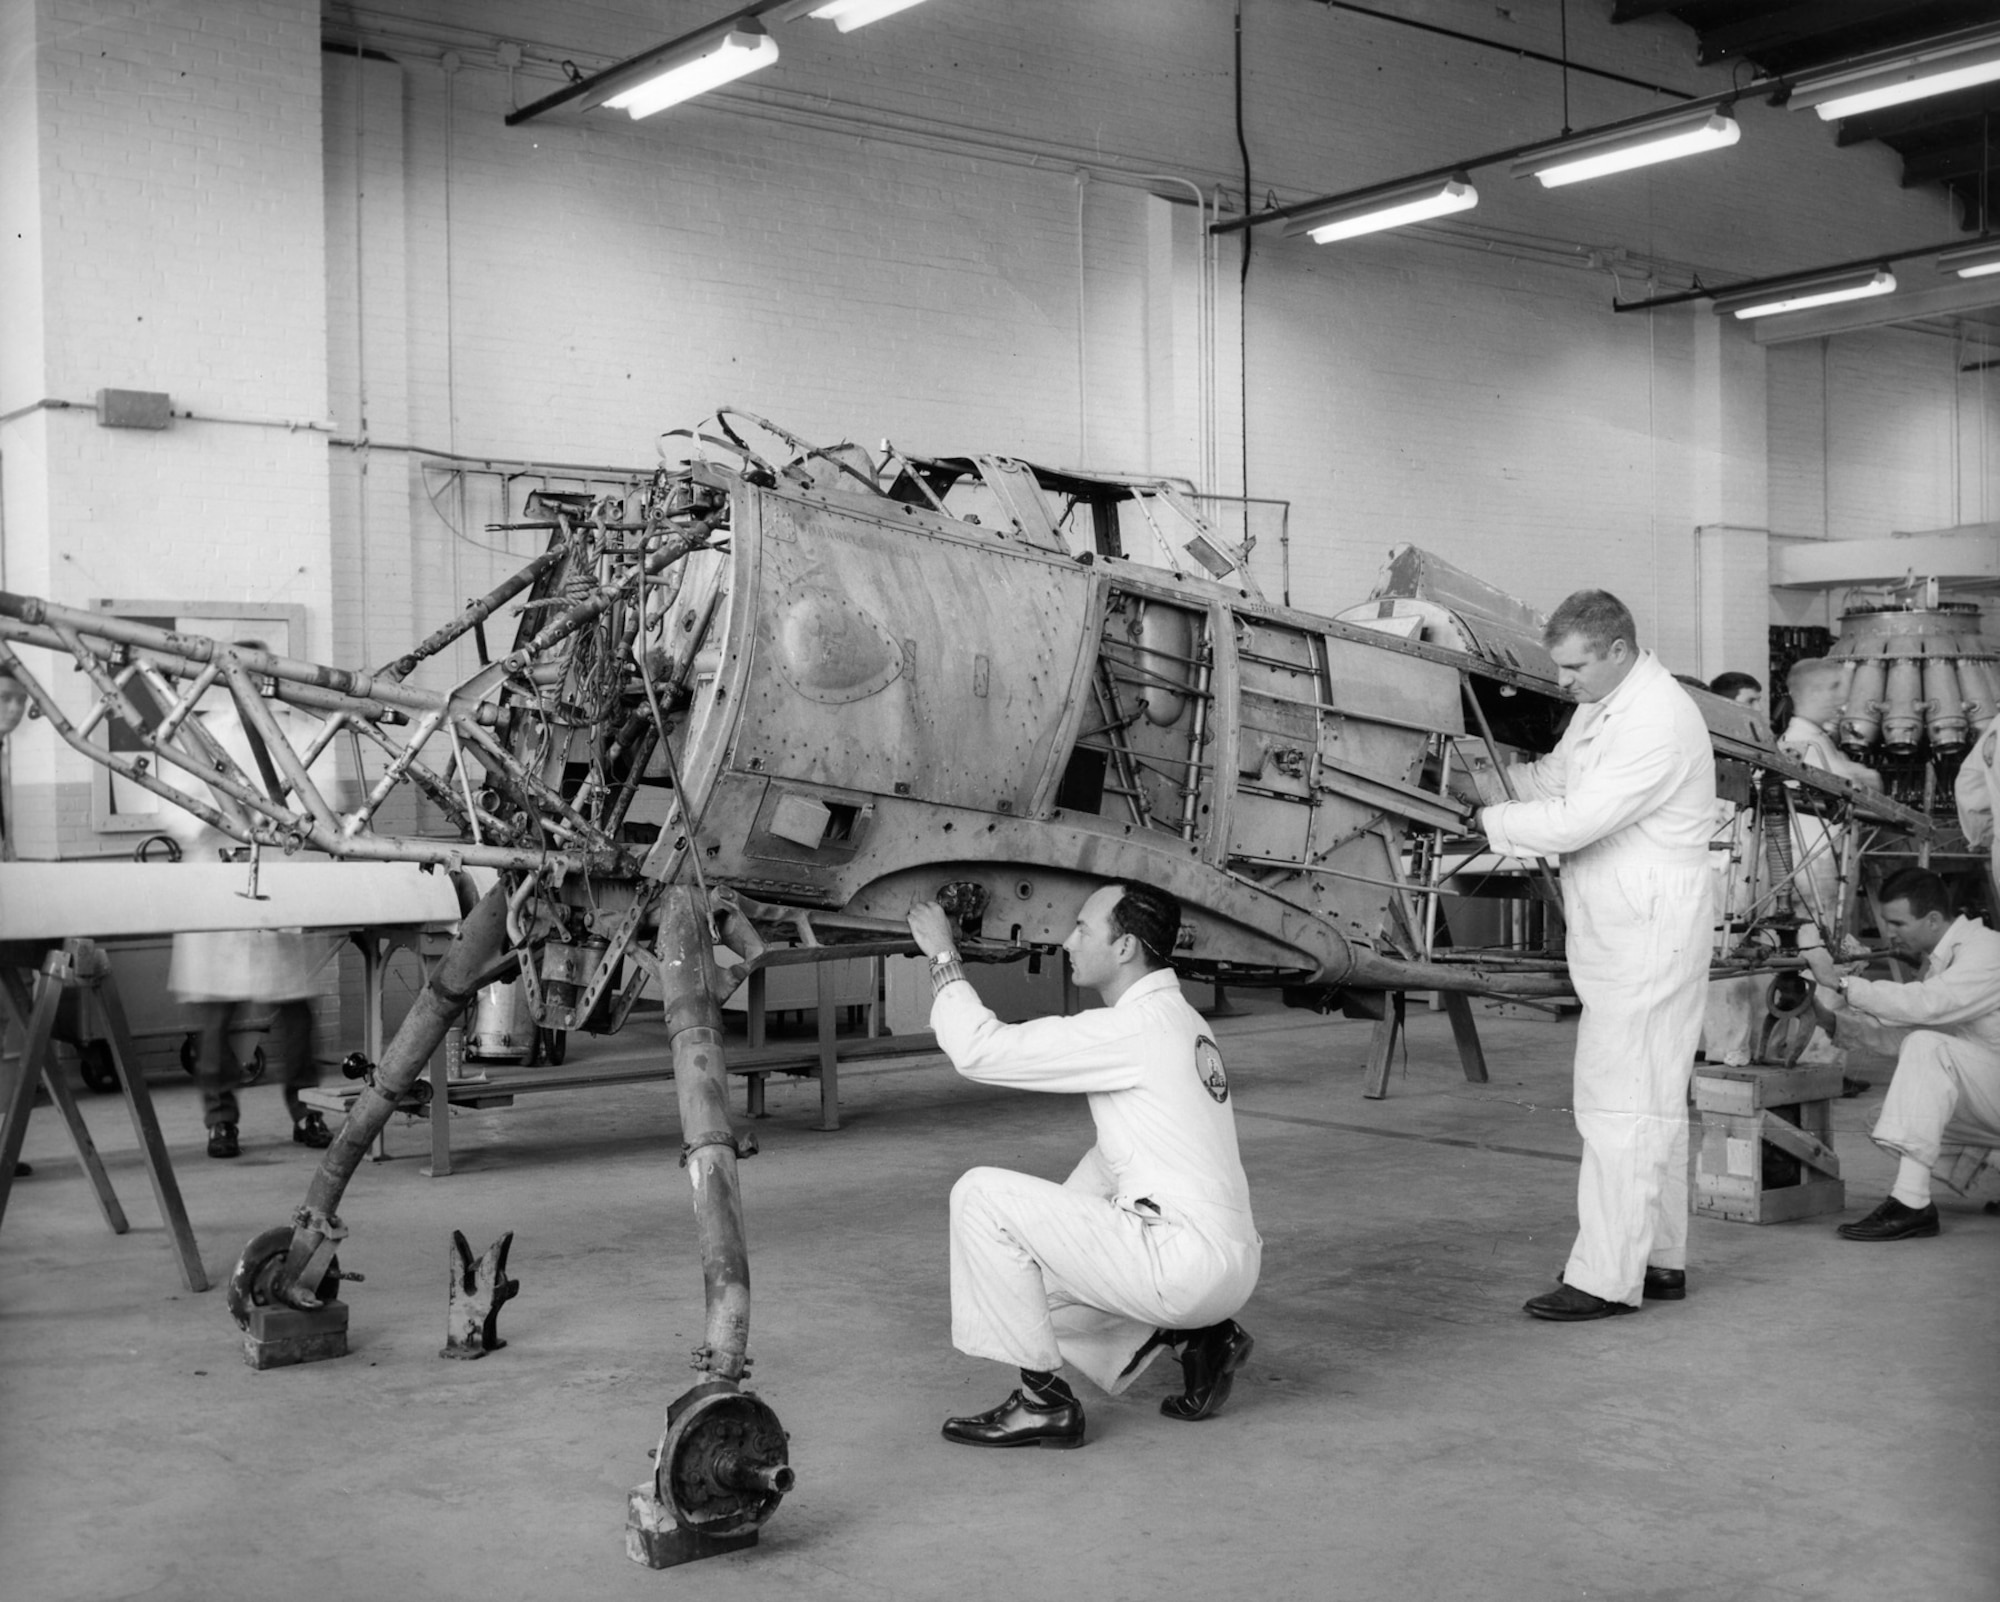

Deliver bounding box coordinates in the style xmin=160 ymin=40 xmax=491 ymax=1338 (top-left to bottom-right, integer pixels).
xmin=539 ymin=1027 xmax=567 ymax=1066
xmin=79 ymin=1040 xmax=120 ymax=1095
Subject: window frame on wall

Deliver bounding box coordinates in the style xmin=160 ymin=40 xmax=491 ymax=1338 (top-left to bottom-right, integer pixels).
xmin=87 ymin=600 xmax=308 ymax=835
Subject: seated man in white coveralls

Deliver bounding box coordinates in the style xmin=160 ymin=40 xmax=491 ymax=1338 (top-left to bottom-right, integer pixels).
xmin=1799 ymin=866 xmax=2000 ymax=1241
xmin=1478 ymin=590 xmax=1716 ymax=1322
xmin=906 ymin=882 xmax=1261 ymax=1449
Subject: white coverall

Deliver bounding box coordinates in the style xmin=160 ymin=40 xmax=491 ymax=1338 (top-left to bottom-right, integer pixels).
xmin=1952 ymin=723 xmax=2000 ymax=902
xmin=1482 ymin=651 xmax=1716 ymax=1306
xmin=1832 ymin=916 xmax=2000 ymax=1202
xmin=158 ymin=701 xmax=343 ymax=1004
xmin=1776 ymin=716 xmax=1862 ymax=930
xmin=157 ymin=702 xmax=342 ymax=1129
xmin=934 ymin=968 xmax=1261 ymax=1394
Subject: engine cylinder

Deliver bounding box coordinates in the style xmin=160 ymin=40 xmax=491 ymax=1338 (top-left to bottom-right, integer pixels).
xmin=1829 ymin=601 xmax=1995 ymax=764
xmin=1924 ymin=657 xmax=1968 ymax=753
xmin=1838 ymin=659 xmax=1884 ymax=752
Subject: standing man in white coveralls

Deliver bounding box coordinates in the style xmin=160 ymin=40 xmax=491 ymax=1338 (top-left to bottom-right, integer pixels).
xmin=1799 ymin=867 xmax=2000 ymax=1240
xmin=906 ymin=881 xmax=1261 ymax=1449
xmin=158 ymin=666 xmax=341 ymax=1159
xmin=1479 ymin=591 xmax=1716 ymax=1321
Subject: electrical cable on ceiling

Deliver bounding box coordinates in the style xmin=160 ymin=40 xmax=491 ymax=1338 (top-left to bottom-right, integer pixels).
xmin=1559 ymin=0 xmax=1571 ymax=137
xmin=353 ymin=37 xmax=371 ymax=675
xmin=1236 ymin=0 xmax=1251 ymax=508
xmin=1076 ymin=170 xmax=1088 ymax=467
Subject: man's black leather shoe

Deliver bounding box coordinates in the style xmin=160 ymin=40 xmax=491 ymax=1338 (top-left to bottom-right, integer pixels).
xmin=1161 ymin=1319 xmax=1253 ymax=1421
xmin=1837 ymin=1197 xmax=1940 ymax=1241
xmin=207 ymin=1123 xmax=240 ymax=1160
xmin=942 ymin=1389 xmax=1085 ymax=1449
xmin=1525 ymin=1284 xmax=1636 ymax=1321
xmin=1558 ymin=1268 xmax=1684 ymax=1301
xmin=292 ymin=1111 xmax=333 ymax=1149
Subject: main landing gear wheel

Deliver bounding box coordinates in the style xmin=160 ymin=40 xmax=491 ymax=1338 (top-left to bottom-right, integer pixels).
xmin=225 ymin=1226 xmax=342 ymax=1331
xmin=655 ymin=1382 xmax=794 ymax=1540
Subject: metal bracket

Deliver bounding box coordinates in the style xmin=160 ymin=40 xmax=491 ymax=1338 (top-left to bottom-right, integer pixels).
xmin=441 ymin=1229 xmax=519 ymax=1360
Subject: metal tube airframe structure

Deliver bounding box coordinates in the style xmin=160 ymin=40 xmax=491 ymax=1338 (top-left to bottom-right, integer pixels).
xmin=0 ymin=409 xmax=1932 ymax=1560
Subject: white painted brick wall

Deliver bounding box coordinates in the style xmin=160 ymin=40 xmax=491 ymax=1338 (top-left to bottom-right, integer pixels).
xmin=1769 ymin=332 xmax=2000 ymax=542
xmin=309 ymin=0 xmax=1994 ymax=693
xmin=2 ymin=0 xmax=332 ymax=856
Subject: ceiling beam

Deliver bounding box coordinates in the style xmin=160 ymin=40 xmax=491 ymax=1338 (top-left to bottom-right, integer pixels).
xmin=1695 ymin=0 xmax=1928 ymax=69
xmin=1900 ymin=135 xmax=2000 ymax=185
xmin=1609 ymin=1 xmax=1697 ymax=23
xmin=1833 ymin=83 xmax=2000 ymax=144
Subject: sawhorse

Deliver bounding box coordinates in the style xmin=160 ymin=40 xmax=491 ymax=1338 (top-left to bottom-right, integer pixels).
xmin=0 ymin=938 xmax=208 ymax=1291
xmin=1359 ymin=989 xmax=1490 ymax=1100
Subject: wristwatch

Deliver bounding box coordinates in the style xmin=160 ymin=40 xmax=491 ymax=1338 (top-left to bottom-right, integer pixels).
xmin=930 ymin=949 xmax=959 ymax=968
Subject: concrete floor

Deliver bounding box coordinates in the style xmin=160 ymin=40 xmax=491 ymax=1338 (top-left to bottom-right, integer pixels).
xmin=3 ymin=995 xmax=1996 ymax=1602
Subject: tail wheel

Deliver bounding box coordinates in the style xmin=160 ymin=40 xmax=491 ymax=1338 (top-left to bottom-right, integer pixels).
xmin=225 ymin=1225 xmax=342 ymax=1331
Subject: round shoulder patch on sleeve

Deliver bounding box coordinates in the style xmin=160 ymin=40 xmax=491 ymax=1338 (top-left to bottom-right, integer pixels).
xmin=1193 ymin=1035 xmax=1229 ymax=1103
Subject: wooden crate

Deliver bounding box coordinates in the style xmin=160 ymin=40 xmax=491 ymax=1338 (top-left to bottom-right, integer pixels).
xmin=1692 ymin=1062 xmax=1845 ymax=1224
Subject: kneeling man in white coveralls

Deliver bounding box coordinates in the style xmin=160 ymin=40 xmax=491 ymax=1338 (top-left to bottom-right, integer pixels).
xmin=906 ymin=882 xmax=1261 ymax=1449
xmin=1799 ymin=867 xmax=2000 ymax=1240
xmin=1478 ymin=590 xmax=1717 ymax=1321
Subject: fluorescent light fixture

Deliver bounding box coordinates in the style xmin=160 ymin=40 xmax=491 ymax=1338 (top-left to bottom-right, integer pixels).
xmin=1790 ymin=30 xmax=2000 ymax=121
xmin=1938 ymin=240 xmax=2000 ymax=279
xmin=601 ymin=21 xmax=779 ymax=118
xmin=810 ymin=0 xmax=926 ymax=31
xmin=1713 ymin=267 xmax=1897 ymax=320
xmin=1283 ymin=175 xmax=1477 ymax=244
xmin=1512 ymin=108 xmax=1740 ymax=188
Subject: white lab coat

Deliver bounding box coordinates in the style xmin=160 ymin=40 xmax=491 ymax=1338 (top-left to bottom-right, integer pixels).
xmin=159 ymin=701 xmax=342 ymax=1003
xmin=1832 ymin=917 xmax=2000 ymax=1189
xmin=933 ymin=968 xmax=1261 ymax=1393
xmin=1482 ymin=651 xmax=1716 ymax=1305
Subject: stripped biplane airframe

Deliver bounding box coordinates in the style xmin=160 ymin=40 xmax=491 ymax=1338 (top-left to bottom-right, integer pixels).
xmin=0 ymin=410 xmax=1930 ymax=1552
